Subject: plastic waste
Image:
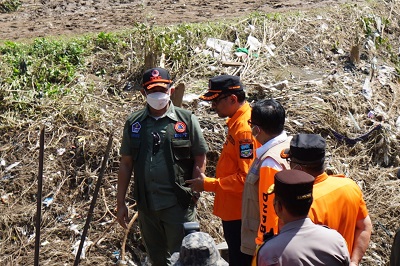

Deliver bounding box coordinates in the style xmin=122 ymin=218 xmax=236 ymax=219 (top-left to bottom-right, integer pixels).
xmin=362 ymin=77 xmax=372 ymax=100
xmin=348 ymin=111 xmax=361 ymax=131
xmin=367 ymin=111 xmax=375 ymax=119
xmin=113 ymin=250 xmax=120 ymax=260
xmin=1 ymin=193 xmax=12 ymax=204
xmin=247 ymin=35 xmax=262 ymax=51
xmin=206 ymin=38 xmax=234 ymax=55
xmin=72 ymin=238 xmax=93 ymax=259
xmin=396 ymin=116 xmax=400 ymax=131
xmin=57 ymin=148 xmax=66 ymax=156
xmin=5 ymin=161 xmax=20 ymax=172
xmin=43 ymin=197 xmax=54 ymax=207
xmin=70 ymin=224 xmax=81 ymax=235
xmin=182 ymin=93 xmax=200 ymax=104
xmin=247 ymin=35 xmax=274 ymax=57
xmin=377 ymin=65 xmax=395 ymax=86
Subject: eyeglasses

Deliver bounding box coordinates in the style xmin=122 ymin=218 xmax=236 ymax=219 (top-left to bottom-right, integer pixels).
xmin=212 ymin=94 xmax=230 ymax=105
xmin=247 ymin=119 xmax=260 ymax=129
xmin=248 ymin=120 xmax=260 ymax=126
xmin=151 ymin=132 xmax=161 ymax=155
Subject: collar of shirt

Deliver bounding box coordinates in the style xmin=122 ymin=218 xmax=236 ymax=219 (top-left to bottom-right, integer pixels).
xmin=256 ymin=131 xmax=288 ymax=158
xmin=280 ymin=217 xmax=313 ymax=233
xmin=137 ymin=101 xmax=179 ymax=122
xmin=314 ymin=172 xmax=329 ymax=185
xmin=226 ymin=102 xmax=251 ymax=128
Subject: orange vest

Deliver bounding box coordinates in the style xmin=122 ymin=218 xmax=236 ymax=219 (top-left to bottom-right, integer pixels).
xmin=241 ymin=137 xmax=291 ymax=255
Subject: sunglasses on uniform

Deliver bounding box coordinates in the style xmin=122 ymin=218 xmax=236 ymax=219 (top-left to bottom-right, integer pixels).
xmin=151 ymin=132 xmax=161 ymax=155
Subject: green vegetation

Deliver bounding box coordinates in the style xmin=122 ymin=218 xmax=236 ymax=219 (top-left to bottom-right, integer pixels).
xmin=0 ymin=21 xmax=239 ymax=101
xmin=0 ymin=38 xmax=87 ymax=97
xmin=0 ymin=0 xmax=20 ymax=13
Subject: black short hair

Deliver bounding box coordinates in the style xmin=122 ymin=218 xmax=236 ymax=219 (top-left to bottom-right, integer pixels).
xmin=302 ymin=163 xmax=325 ymax=175
xmin=221 ymin=90 xmax=246 ymax=103
xmin=234 ymin=90 xmax=246 ymax=103
xmin=276 ymin=195 xmax=312 ymax=217
xmin=251 ymin=99 xmax=285 ymax=135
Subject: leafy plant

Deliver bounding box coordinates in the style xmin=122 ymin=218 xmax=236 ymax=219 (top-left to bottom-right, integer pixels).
xmin=0 ymin=0 xmax=21 ymax=13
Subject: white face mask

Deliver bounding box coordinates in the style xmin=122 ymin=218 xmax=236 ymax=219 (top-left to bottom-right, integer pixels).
xmin=146 ymin=91 xmax=170 ymax=110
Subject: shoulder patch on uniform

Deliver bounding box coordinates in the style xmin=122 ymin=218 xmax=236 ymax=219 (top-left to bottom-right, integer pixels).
xmin=131 ymin=122 xmax=141 ymax=133
xmin=240 ymin=141 xmax=253 ymax=159
xmin=174 ymin=121 xmax=186 ymax=133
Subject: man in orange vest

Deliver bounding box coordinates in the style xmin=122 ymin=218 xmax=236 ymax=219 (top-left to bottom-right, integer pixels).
xmin=240 ymin=99 xmax=291 ymax=265
xmin=280 ymin=134 xmax=372 ymax=266
xmin=187 ymin=75 xmax=260 ymax=266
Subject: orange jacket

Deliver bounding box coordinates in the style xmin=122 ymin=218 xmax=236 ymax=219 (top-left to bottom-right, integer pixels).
xmin=308 ymin=172 xmax=369 ymax=254
xmin=204 ymin=102 xmax=260 ymax=221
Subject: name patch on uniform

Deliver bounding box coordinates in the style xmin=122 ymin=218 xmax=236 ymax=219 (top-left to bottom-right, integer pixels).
xmin=130 ymin=133 xmax=140 ymax=138
xmin=174 ymin=133 xmax=188 ymax=138
xmin=174 ymin=121 xmax=186 ymax=133
xmin=131 ymin=122 xmax=141 ymax=133
xmin=239 ymin=142 xmax=253 ymax=159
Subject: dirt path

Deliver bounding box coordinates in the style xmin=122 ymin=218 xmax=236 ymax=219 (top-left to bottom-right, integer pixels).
xmin=1 ymin=0 xmax=355 ymax=42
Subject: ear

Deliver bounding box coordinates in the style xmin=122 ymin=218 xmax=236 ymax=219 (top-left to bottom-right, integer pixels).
xmin=231 ymin=93 xmax=238 ymax=103
xmin=169 ymin=86 xmax=175 ymax=95
xmin=273 ymin=197 xmax=282 ymax=213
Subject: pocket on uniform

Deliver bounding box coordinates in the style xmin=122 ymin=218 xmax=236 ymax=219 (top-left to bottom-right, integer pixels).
xmin=171 ymin=139 xmax=191 ymax=160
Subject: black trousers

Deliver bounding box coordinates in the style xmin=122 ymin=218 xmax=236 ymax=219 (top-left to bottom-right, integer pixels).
xmin=222 ymin=220 xmax=254 ymax=266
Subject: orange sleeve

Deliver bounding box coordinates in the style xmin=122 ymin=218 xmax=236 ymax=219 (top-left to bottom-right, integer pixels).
xmin=256 ymin=166 xmax=279 ymax=245
xmin=204 ymin=130 xmax=257 ymax=193
xmin=357 ymin=191 xmax=369 ymax=220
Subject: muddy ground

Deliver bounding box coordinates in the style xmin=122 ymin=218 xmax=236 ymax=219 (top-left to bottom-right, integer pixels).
xmin=1 ymin=0 xmax=359 ymax=42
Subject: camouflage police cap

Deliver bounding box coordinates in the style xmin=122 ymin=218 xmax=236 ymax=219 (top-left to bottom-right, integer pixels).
xmin=170 ymin=232 xmax=228 ymax=266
